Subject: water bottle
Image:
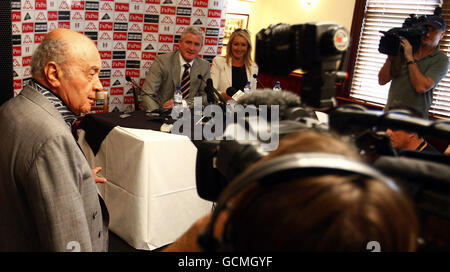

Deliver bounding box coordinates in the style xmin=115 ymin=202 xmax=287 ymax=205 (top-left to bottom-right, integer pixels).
xmin=227 ymin=98 xmax=237 ymax=110
xmin=243 ymin=81 xmax=251 ymax=93
xmin=172 ymin=86 xmax=183 ymax=119
xmin=273 ymin=81 xmax=281 ymax=92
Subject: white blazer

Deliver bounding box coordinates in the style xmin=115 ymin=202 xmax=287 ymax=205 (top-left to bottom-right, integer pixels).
xmin=210 ymin=56 xmax=259 ymax=95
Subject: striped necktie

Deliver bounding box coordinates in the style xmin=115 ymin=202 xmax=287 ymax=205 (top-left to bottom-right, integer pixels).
xmin=180 ymin=63 xmax=190 ymax=98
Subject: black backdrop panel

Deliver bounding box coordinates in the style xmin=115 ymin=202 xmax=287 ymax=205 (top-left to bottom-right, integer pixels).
xmin=0 ymin=1 xmax=12 ymax=107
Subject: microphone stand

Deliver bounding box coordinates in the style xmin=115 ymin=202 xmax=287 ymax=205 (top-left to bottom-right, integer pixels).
xmin=131 ymin=86 xmax=140 ymax=111
xmin=126 ymin=76 xmax=141 ymax=112
xmin=206 ymin=78 xmax=227 ymax=112
xmin=209 ymin=85 xmax=227 ymax=112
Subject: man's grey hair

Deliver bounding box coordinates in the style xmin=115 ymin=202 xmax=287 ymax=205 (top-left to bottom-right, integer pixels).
xmin=180 ymin=26 xmax=204 ymax=43
xmin=30 ymin=37 xmax=71 ymax=78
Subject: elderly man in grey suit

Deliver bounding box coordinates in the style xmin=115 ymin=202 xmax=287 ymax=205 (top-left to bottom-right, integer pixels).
xmin=141 ymin=26 xmax=211 ymax=112
xmin=0 ymin=28 xmax=109 ymax=251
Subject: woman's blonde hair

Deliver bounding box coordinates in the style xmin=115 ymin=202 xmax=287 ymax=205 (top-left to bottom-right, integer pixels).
xmin=226 ymin=29 xmax=253 ymax=71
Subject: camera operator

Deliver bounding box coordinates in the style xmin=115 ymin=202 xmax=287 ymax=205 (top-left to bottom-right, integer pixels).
xmin=164 ymin=130 xmax=418 ymax=251
xmin=378 ymin=14 xmax=449 ymax=119
xmin=385 ymin=104 xmax=440 ymax=154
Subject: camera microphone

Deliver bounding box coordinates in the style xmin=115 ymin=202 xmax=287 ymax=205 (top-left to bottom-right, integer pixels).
xmin=226 ymin=87 xmax=245 ymax=101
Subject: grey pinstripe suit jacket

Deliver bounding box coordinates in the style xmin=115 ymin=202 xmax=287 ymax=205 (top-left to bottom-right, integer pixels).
xmin=0 ymin=85 xmax=109 ymax=251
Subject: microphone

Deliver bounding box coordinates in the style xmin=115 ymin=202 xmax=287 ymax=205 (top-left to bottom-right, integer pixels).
xmin=197 ymin=74 xmax=215 ymax=103
xmin=197 ymin=74 xmax=205 ymax=89
xmin=226 ymin=87 xmax=245 ymax=101
xmin=253 ymin=74 xmax=264 ymax=89
xmin=126 ymin=76 xmax=141 ymax=111
xmin=126 ymin=76 xmax=142 ymax=92
xmin=198 ymin=75 xmax=227 ymax=109
xmin=206 ymin=78 xmax=228 ymax=109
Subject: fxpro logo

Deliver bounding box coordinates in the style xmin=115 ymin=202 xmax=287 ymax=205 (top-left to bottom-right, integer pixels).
xmin=171 ymin=97 xmax=279 ymax=151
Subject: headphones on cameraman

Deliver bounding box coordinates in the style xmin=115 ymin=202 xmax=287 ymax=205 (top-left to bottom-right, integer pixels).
xmin=197 ymin=152 xmax=399 ymax=251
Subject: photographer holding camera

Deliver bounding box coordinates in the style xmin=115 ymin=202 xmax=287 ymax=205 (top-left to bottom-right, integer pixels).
xmin=378 ymin=14 xmax=449 ymax=119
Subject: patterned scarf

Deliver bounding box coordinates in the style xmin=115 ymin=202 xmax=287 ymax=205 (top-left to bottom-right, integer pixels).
xmin=29 ymin=79 xmax=78 ymax=128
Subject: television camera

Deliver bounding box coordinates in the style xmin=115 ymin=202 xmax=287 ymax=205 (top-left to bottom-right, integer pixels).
xmin=195 ymin=21 xmax=450 ymax=250
xmin=255 ymin=22 xmax=350 ymax=108
xmin=378 ymin=7 xmax=443 ymax=56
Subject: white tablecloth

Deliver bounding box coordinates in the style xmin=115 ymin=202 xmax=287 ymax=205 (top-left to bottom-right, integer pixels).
xmin=78 ymin=126 xmax=212 ymax=250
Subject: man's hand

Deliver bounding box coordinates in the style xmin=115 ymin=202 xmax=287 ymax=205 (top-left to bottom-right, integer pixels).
xmin=400 ymin=38 xmax=436 ymax=93
xmin=401 ymin=38 xmax=414 ymax=62
xmin=378 ymin=55 xmax=394 ymax=85
xmin=91 ymin=167 xmax=107 ymax=183
xmin=162 ymin=99 xmax=174 ymax=109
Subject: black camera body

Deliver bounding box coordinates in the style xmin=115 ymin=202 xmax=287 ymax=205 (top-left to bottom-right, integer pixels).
xmin=196 ymin=117 xmax=324 ymax=202
xmin=255 ymin=22 xmax=349 ymax=76
xmin=196 ymin=140 xmax=266 ymax=202
xmin=255 ymin=22 xmax=349 ymax=108
xmin=378 ymin=14 xmax=428 ymax=56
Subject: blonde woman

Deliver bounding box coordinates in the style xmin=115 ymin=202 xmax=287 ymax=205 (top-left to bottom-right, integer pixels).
xmin=211 ymin=29 xmax=258 ymax=98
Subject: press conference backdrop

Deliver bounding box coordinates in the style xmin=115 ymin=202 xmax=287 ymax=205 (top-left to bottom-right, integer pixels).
xmin=11 ymin=0 xmax=227 ymax=112
xmin=0 ymin=2 xmax=12 ymax=107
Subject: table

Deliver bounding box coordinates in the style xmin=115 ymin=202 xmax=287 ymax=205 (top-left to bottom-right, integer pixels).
xmin=77 ymin=115 xmax=213 ymax=250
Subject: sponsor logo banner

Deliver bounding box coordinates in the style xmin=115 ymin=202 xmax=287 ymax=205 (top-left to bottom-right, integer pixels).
xmin=10 ymin=0 xmax=226 ymax=111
